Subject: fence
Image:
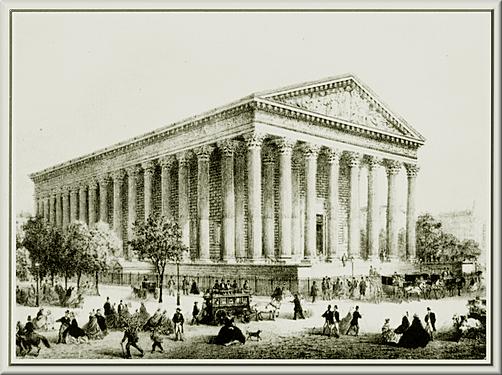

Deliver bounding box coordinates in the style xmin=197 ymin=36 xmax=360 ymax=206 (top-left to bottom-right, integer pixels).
xmin=94 ymin=272 xmax=301 ymax=297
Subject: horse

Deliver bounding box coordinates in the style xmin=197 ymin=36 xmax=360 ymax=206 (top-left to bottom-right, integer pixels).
xmin=252 ymin=299 xmax=281 ymax=321
xmin=131 ymin=285 xmax=147 ymax=299
xmin=17 ymin=332 xmax=50 ymax=356
xmin=404 ymin=285 xmax=422 ymax=301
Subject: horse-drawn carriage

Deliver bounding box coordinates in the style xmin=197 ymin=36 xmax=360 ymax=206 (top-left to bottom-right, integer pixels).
xmin=131 ymin=281 xmax=159 ymax=300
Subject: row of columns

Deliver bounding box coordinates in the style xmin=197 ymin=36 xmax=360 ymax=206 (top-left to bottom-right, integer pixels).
xmin=35 ymin=132 xmax=419 ymax=263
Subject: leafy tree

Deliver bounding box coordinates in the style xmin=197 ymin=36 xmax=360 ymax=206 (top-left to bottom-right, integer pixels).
xmin=438 ymin=232 xmax=460 ymax=262
xmin=458 ymin=239 xmax=481 ymax=262
xmin=22 ymin=216 xmax=64 ymax=283
xmin=16 ymin=246 xmax=31 ymax=281
xmin=63 ymin=221 xmax=94 ymax=290
xmin=89 ymin=222 xmax=121 ymax=295
xmin=129 ymin=214 xmax=187 ymax=303
xmin=416 ymin=213 xmax=443 ymax=262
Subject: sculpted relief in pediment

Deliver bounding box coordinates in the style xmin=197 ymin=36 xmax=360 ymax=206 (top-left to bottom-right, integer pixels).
xmin=274 ymin=86 xmax=406 ymax=136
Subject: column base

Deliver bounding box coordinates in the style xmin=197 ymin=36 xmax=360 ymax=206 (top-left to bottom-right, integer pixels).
xmin=276 ymin=256 xmax=294 ymax=264
xmin=248 ymin=258 xmax=265 ymax=264
xmin=197 ymin=258 xmax=212 ymax=264
xmin=222 ymin=257 xmax=237 ymax=264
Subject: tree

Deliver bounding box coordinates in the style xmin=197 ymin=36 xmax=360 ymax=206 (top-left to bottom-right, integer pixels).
xmin=457 ymin=239 xmax=481 ymax=262
xmin=64 ymin=221 xmax=94 ymax=290
xmin=129 ymin=214 xmax=187 ymax=303
xmin=22 ymin=216 xmax=64 ymax=282
xmin=416 ymin=213 xmax=443 ymax=262
xmin=89 ymin=222 xmax=121 ymax=295
xmin=438 ymin=232 xmax=460 ymax=262
xmin=16 ymin=245 xmax=31 ymax=281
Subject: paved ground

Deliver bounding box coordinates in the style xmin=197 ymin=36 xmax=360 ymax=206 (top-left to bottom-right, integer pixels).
xmin=14 ymin=284 xmax=486 ymax=360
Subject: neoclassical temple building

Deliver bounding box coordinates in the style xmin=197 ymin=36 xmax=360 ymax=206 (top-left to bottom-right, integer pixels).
xmin=30 ymin=74 xmax=425 ymax=278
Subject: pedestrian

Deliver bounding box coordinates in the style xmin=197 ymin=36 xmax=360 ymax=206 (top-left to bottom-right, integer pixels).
xmin=292 ymin=294 xmax=305 ymax=320
xmin=118 ymin=300 xmax=124 ymax=315
xmin=326 ymin=278 xmax=332 ymax=300
xmin=167 ymin=277 xmax=175 ymax=296
xmin=191 ymin=302 xmax=200 ymax=325
xmin=311 ymin=281 xmax=319 ymax=303
xmin=359 ymin=277 xmax=367 ymax=300
xmin=95 ymin=309 xmax=108 ymax=336
xmin=172 ymin=307 xmax=184 ymax=341
xmin=55 ymin=310 xmax=71 ymax=344
xmin=321 ymin=278 xmax=327 ymax=301
xmin=150 ymin=327 xmax=164 ymax=353
xmin=322 ymin=304 xmax=335 ymax=337
xmin=424 ymin=307 xmax=436 ymax=340
xmin=121 ymin=324 xmax=144 ymax=359
xmin=182 ymin=276 xmax=189 ymax=296
xmin=104 ymin=297 xmax=112 ymax=316
xmin=345 ymin=306 xmax=362 ymax=336
xmin=190 ymin=280 xmax=200 ymax=295
xmin=333 ymin=305 xmax=340 ymax=338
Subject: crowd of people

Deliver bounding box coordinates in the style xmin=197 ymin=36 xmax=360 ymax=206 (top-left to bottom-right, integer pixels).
xmin=309 ymin=275 xmax=383 ymax=303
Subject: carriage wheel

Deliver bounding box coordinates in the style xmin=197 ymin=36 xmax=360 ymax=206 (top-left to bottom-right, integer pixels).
xmin=214 ymin=309 xmax=227 ymax=325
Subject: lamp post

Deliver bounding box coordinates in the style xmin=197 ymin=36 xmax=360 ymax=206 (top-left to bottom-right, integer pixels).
xmin=176 ymin=259 xmax=180 ymax=306
xmin=34 ymin=262 xmax=40 ymax=307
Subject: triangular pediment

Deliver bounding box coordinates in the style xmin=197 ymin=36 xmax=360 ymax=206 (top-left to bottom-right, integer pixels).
xmin=258 ymin=75 xmax=425 ymax=141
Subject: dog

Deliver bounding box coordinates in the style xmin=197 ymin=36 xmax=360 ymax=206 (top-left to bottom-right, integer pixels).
xmin=246 ymin=330 xmax=262 ymax=341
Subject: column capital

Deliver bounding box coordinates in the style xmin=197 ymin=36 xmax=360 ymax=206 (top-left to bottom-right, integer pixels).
xmin=141 ymin=160 xmax=156 ymax=174
xmin=159 ymin=155 xmax=176 ymax=168
xmin=345 ymin=151 xmax=362 ymax=167
xmin=51 ymin=188 xmax=60 ymax=197
xmin=77 ymin=182 xmax=88 ymax=191
xmin=177 ymin=150 xmax=193 ymax=166
xmin=404 ymin=163 xmax=420 ymax=177
xmin=384 ymin=159 xmax=402 ymax=176
xmin=262 ymin=145 xmax=276 ymax=164
xmin=97 ymin=173 xmax=110 ymax=185
xmin=69 ymin=183 xmax=79 ymax=193
xmin=275 ymin=137 xmax=296 ymax=155
xmin=111 ymin=169 xmax=126 ymax=181
xmin=88 ymin=178 xmax=98 ymax=190
xmin=234 ymin=141 xmax=247 ymax=157
xmin=364 ymin=155 xmax=381 ymax=169
xmin=303 ymin=143 xmax=321 ymax=159
xmin=195 ymin=145 xmax=214 ymax=161
xmin=125 ymin=164 xmax=141 ymax=178
xmin=217 ymin=139 xmax=239 ymax=157
xmin=61 ymin=185 xmax=71 ymax=194
xmin=323 ymin=147 xmax=342 ymax=164
xmin=244 ymin=132 xmax=265 ymax=150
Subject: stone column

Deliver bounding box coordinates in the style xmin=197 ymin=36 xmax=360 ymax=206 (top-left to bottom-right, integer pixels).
xmin=277 ymin=138 xmax=294 ymax=261
xmin=347 ymin=152 xmax=361 ymax=259
xmin=70 ymin=186 xmax=78 ymax=223
xmin=385 ymin=159 xmax=401 ymax=261
xmin=366 ymin=156 xmax=380 ymax=261
xmin=49 ymin=193 xmax=56 ymax=225
xmin=262 ymin=146 xmax=275 ymax=260
xmin=326 ymin=148 xmax=341 ymax=261
xmin=43 ymin=196 xmax=49 ymax=222
xmin=405 ymin=163 xmax=419 ymax=261
xmin=112 ymin=170 xmax=125 ymax=243
xmin=79 ymin=184 xmax=88 ymax=224
xmin=178 ymin=151 xmax=191 ymax=251
xmin=234 ymin=144 xmax=246 ymax=260
xmin=196 ymin=145 xmax=213 ymax=262
xmin=291 ymin=152 xmax=302 ymax=261
xmin=142 ymin=160 xmax=155 ymax=222
xmin=98 ymin=175 xmax=109 ymax=223
xmin=245 ymin=132 xmax=264 ymax=262
xmin=219 ymin=140 xmax=237 ymax=263
xmin=88 ymin=179 xmax=98 ymax=227
xmin=126 ymin=165 xmax=140 ymax=260
xmin=62 ymin=187 xmax=70 ymax=229
xmin=55 ymin=190 xmax=62 ymax=227
xmin=160 ymin=156 xmax=175 ymax=219
xmin=304 ymin=143 xmax=319 ymax=260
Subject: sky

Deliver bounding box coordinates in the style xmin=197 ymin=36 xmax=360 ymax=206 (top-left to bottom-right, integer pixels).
xmin=12 ymin=11 xmax=492 ymax=221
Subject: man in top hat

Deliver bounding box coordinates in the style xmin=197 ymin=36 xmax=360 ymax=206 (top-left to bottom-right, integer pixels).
xmin=424 ymin=307 xmax=437 ymax=340
xmin=172 ymin=307 xmax=185 ymax=341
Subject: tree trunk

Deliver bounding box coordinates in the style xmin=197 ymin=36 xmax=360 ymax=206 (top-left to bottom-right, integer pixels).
xmin=77 ymin=272 xmax=81 ymax=290
xmin=51 ymin=273 xmax=55 ymax=286
xmin=64 ymin=275 xmax=68 ymax=290
xmin=158 ymin=272 xmax=164 ymax=303
xmin=95 ymin=271 xmax=100 ymax=296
